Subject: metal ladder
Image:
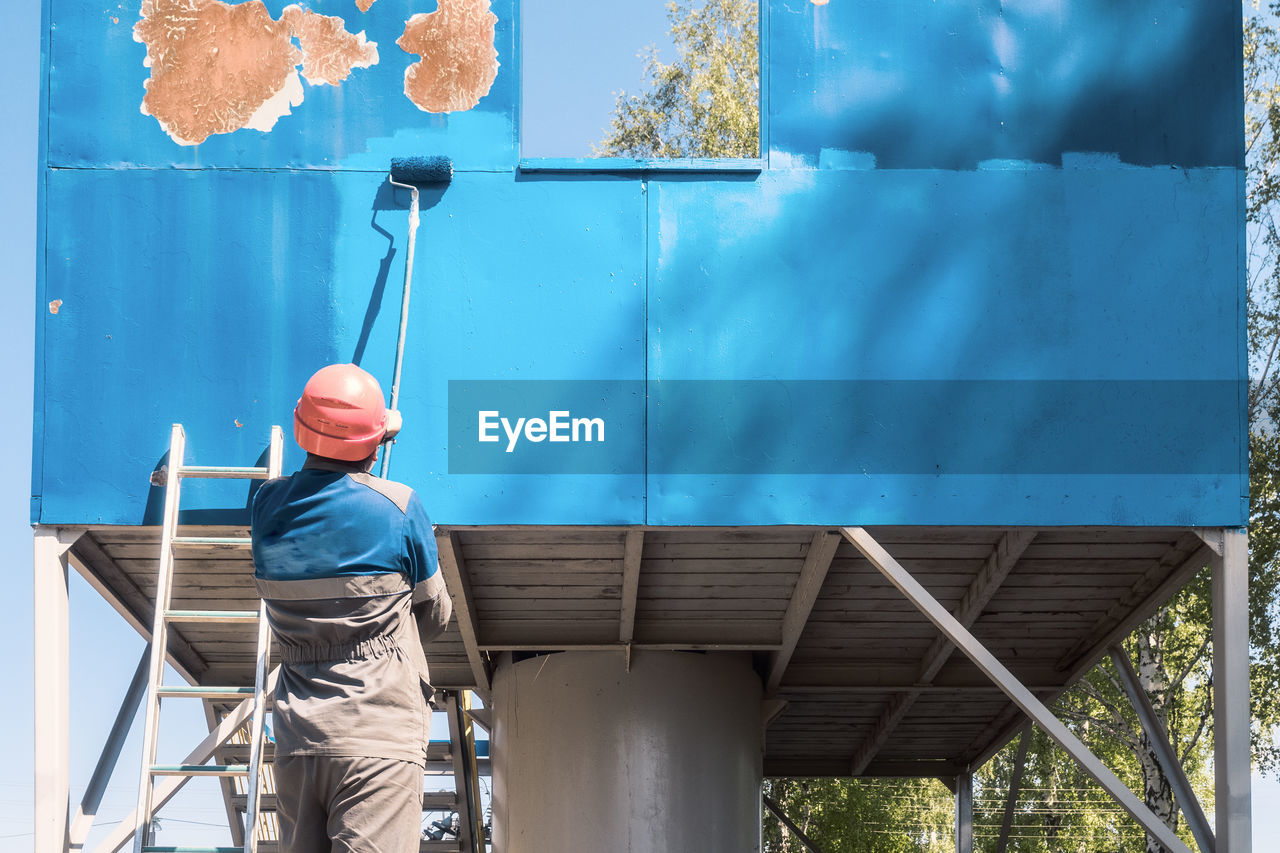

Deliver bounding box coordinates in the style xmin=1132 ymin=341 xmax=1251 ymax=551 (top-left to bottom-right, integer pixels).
xmin=131 ymin=423 xmax=284 ymax=853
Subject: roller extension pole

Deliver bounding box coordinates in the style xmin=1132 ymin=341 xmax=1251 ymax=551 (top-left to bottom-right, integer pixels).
xmin=381 ymin=176 xmax=417 ymax=479
xmin=381 ymin=156 xmax=452 ymax=479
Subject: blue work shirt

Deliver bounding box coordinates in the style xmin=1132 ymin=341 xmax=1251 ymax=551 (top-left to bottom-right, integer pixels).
xmin=251 ymin=456 xmax=452 ymax=765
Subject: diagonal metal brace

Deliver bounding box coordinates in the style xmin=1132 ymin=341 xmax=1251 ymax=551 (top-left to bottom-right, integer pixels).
xmin=841 ymin=526 xmax=1193 ymax=853
xmin=1109 ymin=646 xmax=1214 ymax=853
xmin=763 ymin=795 xmax=824 ymax=853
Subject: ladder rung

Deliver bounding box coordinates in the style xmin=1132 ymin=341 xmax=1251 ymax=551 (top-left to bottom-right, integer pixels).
xmin=171 ymin=536 xmax=252 ymax=547
xmin=218 ymin=743 xmax=275 ymax=761
xmin=151 ymin=764 xmax=248 ymax=777
xmin=178 ymin=465 xmax=271 ymax=480
xmin=157 ymin=686 xmax=255 ymax=699
xmin=165 ymin=609 xmax=259 ymax=624
xmin=422 ymin=791 xmax=459 ymax=810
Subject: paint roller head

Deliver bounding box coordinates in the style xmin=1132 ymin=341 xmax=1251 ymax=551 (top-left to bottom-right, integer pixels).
xmin=389 ymin=156 xmax=453 ymax=184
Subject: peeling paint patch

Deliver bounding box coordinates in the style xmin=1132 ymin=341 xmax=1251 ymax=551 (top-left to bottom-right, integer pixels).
xmin=397 ymin=0 xmax=499 ymax=114
xmin=48 ymin=299 xmax=62 ymax=315
xmin=284 ymin=7 xmax=379 ymax=86
xmin=356 ymin=0 xmax=377 ymax=11
xmin=811 ymin=0 xmax=829 ymax=5
xmin=134 ymin=0 xmax=379 ymax=146
xmin=244 ymin=71 xmax=305 ymax=134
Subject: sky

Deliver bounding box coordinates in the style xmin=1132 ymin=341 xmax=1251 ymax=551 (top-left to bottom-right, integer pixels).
xmin=6 ymin=1 xmax=1280 ymax=850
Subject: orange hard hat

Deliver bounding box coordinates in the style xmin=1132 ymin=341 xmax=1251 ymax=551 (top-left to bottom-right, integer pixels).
xmin=293 ymin=364 xmax=401 ymax=461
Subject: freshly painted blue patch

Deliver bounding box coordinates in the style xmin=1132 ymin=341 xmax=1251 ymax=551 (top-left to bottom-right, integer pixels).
xmin=769 ymin=0 xmax=1241 ymax=170
xmin=38 ymin=168 xmax=646 ymax=525
xmin=33 ymin=0 xmax=1245 ymax=527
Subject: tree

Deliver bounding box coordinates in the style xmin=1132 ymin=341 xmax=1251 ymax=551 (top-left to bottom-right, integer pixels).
xmin=763 ymin=778 xmax=953 ymax=853
xmin=596 ymin=0 xmax=758 ymax=158
xmin=1244 ymin=5 xmax=1280 ymax=776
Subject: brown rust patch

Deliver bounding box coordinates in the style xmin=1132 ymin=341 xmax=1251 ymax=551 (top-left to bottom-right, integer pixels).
xmin=283 ymin=7 xmax=378 ymax=86
xmin=134 ymin=0 xmax=379 ymax=145
xmin=134 ymin=0 xmax=300 ymax=145
xmin=48 ymin=299 xmax=62 ymax=315
xmin=356 ymin=0 xmax=377 ymax=11
xmin=397 ymin=0 xmax=499 ymax=113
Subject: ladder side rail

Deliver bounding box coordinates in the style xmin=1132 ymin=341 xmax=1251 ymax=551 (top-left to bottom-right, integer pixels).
xmin=132 ymin=424 xmax=187 ymax=853
xmin=243 ymin=426 xmax=284 ymax=853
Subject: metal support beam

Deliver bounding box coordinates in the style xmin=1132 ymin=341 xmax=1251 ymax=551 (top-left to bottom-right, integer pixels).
xmin=995 ymin=727 xmax=1031 ymax=853
xmin=841 ymin=526 xmax=1193 ymax=853
xmin=767 ymin=531 xmax=840 ymax=693
xmin=68 ymin=647 xmax=150 ymax=851
xmin=955 ymin=772 xmax=973 ymax=853
xmin=763 ymin=795 xmax=823 ymax=853
xmin=94 ymin=667 xmax=279 ymax=853
xmin=1110 ymin=646 xmax=1214 ymax=853
xmin=436 ymin=529 xmax=491 ymax=694
xmin=850 ymin=529 xmax=1035 ymax=774
xmin=1213 ymin=528 xmax=1251 ymax=853
xmin=618 ymin=529 xmax=644 ymax=645
xmin=35 ymin=527 xmax=78 ymax=853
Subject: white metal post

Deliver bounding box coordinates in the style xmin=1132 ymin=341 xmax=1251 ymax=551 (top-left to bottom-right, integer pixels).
xmin=34 ymin=527 xmax=76 ymax=853
xmin=955 ymin=772 xmax=973 ymax=853
xmin=1214 ymin=528 xmax=1251 ymax=853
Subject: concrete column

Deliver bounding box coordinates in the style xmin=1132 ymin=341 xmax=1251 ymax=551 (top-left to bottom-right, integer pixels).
xmin=491 ymin=650 xmax=763 ymax=852
xmin=1214 ymin=528 xmax=1251 ymax=852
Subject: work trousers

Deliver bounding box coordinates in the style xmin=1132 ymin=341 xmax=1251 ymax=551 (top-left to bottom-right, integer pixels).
xmin=274 ymin=754 xmax=424 ymax=853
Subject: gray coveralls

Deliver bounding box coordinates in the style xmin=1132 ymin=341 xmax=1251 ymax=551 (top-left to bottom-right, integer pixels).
xmin=250 ymin=456 xmax=453 ymax=853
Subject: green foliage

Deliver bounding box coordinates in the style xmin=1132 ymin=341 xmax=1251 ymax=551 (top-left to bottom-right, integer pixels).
xmin=1246 ymin=4 xmax=1280 ymax=421
xmin=596 ymin=0 xmax=759 ymax=158
xmin=975 ymin=726 xmax=1147 ymax=853
xmin=1245 ymin=0 xmax=1280 ymax=777
xmin=763 ymin=778 xmax=953 ymax=853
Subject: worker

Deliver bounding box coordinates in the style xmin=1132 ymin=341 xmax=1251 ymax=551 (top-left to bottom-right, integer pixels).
xmin=250 ymin=362 xmax=453 ymax=852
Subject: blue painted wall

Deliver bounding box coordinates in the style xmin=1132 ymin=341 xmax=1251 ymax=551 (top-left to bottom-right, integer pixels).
xmin=34 ymin=0 xmax=1246 ymax=527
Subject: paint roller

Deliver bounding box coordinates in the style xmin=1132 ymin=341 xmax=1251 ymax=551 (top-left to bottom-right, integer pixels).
xmin=382 ymin=155 xmax=453 ymax=477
